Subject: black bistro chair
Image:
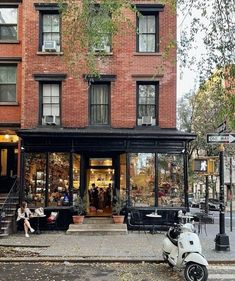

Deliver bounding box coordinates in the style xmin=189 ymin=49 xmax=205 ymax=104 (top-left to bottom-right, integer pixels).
xmin=130 ymin=210 xmax=146 ymax=233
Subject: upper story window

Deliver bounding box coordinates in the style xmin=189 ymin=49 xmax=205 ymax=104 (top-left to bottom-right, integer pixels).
xmin=89 ymin=83 xmax=109 ymax=125
xmin=34 ymin=73 xmax=66 ymax=126
xmin=40 ymin=13 xmax=60 ymax=52
xmin=137 ymin=13 xmax=158 ymax=53
xmin=0 ymin=7 xmax=18 ymax=41
xmin=34 ymin=4 xmax=61 ymax=52
xmin=136 ymin=4 xmax=164 ymax=53
xmin=89 ymin=5 xmax=111 ymax=53
xmin=41 ymin=13 xmax=60 ymax=52
xmin=137 ymin=82 xmax=158 ymax=126
xmin=41 ymin=83 xmax=60 ymax=126
xmin=0 ymin=65 xmax=17 ymax=102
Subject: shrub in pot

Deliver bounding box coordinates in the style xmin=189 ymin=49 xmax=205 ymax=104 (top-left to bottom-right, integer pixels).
xmin=72 ymin=196 xmax=87 ymax=224
xmin=112 ymin=196 xmax=125 ymax=224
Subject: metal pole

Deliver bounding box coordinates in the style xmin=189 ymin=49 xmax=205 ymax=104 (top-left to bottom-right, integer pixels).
xmin=230 ymin=157 xmax=233 ymax=232
xmin=183 ymin=144 xmax=189 ymax=212
xmin=205 ymin=175 xmax=209 ymax=215
xmin=215 ymin=144 xmax=230 ymax=251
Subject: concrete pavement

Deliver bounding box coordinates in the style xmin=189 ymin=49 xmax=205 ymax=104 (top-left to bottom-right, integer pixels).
xmin=0 ymin=222 xmax=234 ymax=263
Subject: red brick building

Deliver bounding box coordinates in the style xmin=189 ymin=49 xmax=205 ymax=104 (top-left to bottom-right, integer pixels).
xmin=0 ymin=0 xmax=22 ymax=191
xmin=1 ymin=1 xmax=195 ymax=229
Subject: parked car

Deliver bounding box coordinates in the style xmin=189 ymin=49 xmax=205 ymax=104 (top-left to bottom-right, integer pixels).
xmin=200 ymin=198 xmax=220 ymax=211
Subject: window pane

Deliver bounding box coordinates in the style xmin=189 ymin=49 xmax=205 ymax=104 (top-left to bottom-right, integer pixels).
xmin=0 ymin=26 xmax=17 ymax=40
xmin=0 ymin=85 xmax=16 ymax=102
xmin=0 ymin=8 xmax=17 ymax=24
xmin=139 ymin=85 xmax=156 ymax=104
xmin=139 ymin=35 xmax=155 ymax=52
xmin=48 ymin=153 xmax=69 ymax=206
xmin=51 ymin=15 xmax=60 ymax=32
xmin=158 ymin=154 xmax=184 ymax=207
xmin=51 ymin=84 xmax=59 ymax=96
xmin=130 ymin=153 xmax=155 ymax=207
xmin=90 ymin=84 xmax=109 ymax=125
xmin=138 ymin=105 xmax=155 ymax=117
xmin=139 ymin=16 xmax=147 ymax=33
xmin=0 ymin=66 xmax=16 ymax=83
xmin=24 ymin=153 xmax=46 ymax=207
xmin=147 ymin=16 xmax=155 ymax=33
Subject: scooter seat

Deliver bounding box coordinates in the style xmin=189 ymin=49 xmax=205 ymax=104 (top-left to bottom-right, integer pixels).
xmin=167 ymin=228 xmax=179 ymax=246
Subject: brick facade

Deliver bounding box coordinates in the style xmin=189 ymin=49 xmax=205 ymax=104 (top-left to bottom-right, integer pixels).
xmin=21 ymin=0 xmax=176 ymax=129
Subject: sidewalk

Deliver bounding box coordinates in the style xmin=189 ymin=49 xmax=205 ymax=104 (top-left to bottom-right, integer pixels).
xmin=0 ymin=223 xmax=234 ymax=263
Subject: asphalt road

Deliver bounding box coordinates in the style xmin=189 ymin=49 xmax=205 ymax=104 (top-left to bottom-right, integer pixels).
xmin=0 ymin=262 xmax=234 ymax=281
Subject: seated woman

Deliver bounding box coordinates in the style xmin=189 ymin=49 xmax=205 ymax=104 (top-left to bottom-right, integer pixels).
xmin=16 ymin=201 xmax=35 ymax=237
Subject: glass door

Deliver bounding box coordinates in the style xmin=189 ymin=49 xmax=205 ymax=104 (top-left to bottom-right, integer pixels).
xmin=87 ymin=166 xmax=114 ymax=216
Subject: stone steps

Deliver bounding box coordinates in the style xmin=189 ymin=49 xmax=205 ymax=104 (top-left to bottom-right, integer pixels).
xmin=67 ymin=217 xmax=127 ymax=235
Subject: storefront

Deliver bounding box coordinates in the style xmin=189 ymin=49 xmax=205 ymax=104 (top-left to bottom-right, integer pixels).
xmin=18 ymin=128 xmax=195 ymax=227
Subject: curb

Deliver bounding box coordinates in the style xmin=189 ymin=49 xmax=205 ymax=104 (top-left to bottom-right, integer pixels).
xmin=0 ymin=257 xmax=235 ymax=264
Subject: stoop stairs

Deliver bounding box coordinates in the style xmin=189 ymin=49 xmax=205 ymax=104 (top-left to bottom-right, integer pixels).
xmin=0 ymin=193 xmax=18 ymax=238
xmin=66 ymin=217 xmax=128 ymax=235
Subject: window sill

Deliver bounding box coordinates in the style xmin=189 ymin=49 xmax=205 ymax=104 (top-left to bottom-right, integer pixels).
xmin=37 ymin=51 xmax=64 ymax=56
xmin=0 ymin=40 xmax=20 ymax=44
xmin=93 ymin=52 xmax=113 ymax=56
xmin=133 ymin=52 xmax=162 ymax=56
xmin=0 ymin=102 xmax=19 ymax=106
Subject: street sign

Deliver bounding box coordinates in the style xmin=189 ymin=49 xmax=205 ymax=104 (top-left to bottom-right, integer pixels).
xmin=215 ymin=121 xmax=227 ymax=133
xmin=207 ymin=133 xmax=235 ymax=144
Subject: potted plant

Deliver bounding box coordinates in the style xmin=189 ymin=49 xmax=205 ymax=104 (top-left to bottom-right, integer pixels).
xmin=72 ymin=196 xmax=87 ymax=224
xmin=112 ymin=195 xmax=125 ymax=224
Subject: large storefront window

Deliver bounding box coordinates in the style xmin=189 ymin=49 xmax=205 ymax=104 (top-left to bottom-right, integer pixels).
xmin=48 ymin=153 xmax=69 ymax=206
xmin=158 ymin=154 xmax=184 ymax=207
xmin=25 ymin=153 xmax=46 ymax=207
xmin=130 ymin=153 xmax=155 ymax=207
xmin=120 ymin=154 xmax=126 ymax=199
xmin=73 ymin=154 xmax=81 ymax=203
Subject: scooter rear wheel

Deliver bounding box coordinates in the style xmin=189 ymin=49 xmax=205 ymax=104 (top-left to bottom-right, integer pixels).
xmin=184 ymin=262 xmax=208 ymax=281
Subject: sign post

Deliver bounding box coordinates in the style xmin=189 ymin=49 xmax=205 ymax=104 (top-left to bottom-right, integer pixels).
xmin=206 ymin=133 xmax=232 ymax=251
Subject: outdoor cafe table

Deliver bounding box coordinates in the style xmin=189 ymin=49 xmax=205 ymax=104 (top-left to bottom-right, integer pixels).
xmin=31 ymin=214 xmax=46 ymax=234
xmin=178 ymin=214 xmax=194 ymax=224
xmin=146 ymin=212 xmax=162 ymax=234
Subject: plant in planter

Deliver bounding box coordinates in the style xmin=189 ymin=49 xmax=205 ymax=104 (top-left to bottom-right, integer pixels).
xmin=112 ymin=195 xmax=126 ymax=224
xmin=72 ymin=196 xmax=87 ymax=224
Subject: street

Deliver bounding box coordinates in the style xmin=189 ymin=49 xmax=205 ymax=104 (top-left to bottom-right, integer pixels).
xmin=0 ymin=262 xmax=234 ymax=281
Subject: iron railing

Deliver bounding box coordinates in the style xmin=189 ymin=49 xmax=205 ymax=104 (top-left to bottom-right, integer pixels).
xmin=0 ymin=177 xmax=19 ymax=234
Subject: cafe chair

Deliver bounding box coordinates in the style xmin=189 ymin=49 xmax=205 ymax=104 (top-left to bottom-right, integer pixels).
xmin=130 ymin=210 xmax=146 ymax=233
xmin=47 ymin=211 xmax=59 ymax=230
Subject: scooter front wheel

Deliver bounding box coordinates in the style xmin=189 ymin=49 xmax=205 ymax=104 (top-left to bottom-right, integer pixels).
xmin=184 ymin=262 xmax=208 ymax=281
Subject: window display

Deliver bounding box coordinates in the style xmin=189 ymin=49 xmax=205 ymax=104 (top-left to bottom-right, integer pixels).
xmin=130 ymin=153 xmax=155 ymax=207
xmin=158 ymin=154 xmax=184 ymax=207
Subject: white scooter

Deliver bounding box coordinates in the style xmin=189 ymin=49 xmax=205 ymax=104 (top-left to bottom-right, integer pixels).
xmin=162 ymin=222 xmax=208 ymax=281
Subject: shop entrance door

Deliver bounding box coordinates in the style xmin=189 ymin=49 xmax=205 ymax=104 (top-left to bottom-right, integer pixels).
xmin=87 ymin=167 xmax=114 ymax=216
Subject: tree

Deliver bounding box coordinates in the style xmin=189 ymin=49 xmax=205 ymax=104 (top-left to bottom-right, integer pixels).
xmin=178 ymin=68 xmax=235 ymax=159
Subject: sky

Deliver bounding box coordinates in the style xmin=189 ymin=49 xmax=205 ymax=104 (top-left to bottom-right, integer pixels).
xmin=176 ymin=3 xmax=210 ymax=101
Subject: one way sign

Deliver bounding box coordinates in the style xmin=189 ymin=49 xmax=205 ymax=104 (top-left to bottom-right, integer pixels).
xmin=207 ymin=133 xmax=235 ymax=144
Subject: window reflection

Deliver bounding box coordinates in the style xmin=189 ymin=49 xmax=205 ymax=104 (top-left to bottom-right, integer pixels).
xmin=120 ymin=154 xmax=126 ymax=200
xmin=24 ymin=153 xmax=46 ymax=207
xmin=130 ymin=153 xmax=155 ymax=207
xmin=48 ymin=153 xmax=69 ymax=206
xmin=158 ymin=154 xmax=184 ymax=207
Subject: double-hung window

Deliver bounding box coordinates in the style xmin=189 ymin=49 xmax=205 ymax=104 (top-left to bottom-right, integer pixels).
xmin=90 ymin=83 xmax=109 ymax=125
xmin=0 ymin=65 xmax=17 ymax=102
xmin=137 ymin=82 xmax=158 ymax=126
xmin=136 ymin=4 xmax=164 ymax=53
xmin=34 ymin=4 xmax=61 ymax=52
xmin=41 ymin=83 xmax=60 ymax=126
xmin=41 ymin=13 xmax=60 ymax=52
xmin=0 ymin=7 xmax=17 ymax=41
xmin=137 ymin=13 xmax=157 ymax=52
xmin=89 ymin=5 xmax=111 ymax=53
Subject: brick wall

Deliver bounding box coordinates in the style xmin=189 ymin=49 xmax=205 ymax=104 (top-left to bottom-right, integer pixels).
xmin=0 ymin=3 xmax=23 ymax=125
xmin=22 ymin=0 xmax=176 ymax=129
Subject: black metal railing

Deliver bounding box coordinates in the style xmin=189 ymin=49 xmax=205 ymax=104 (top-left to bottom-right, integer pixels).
xmin=0 ymin=177 xmax=19 ymax=235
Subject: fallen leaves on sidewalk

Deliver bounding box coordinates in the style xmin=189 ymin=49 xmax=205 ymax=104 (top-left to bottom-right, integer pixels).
xmin=0 ymin=246 xmax=41 ymax=257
